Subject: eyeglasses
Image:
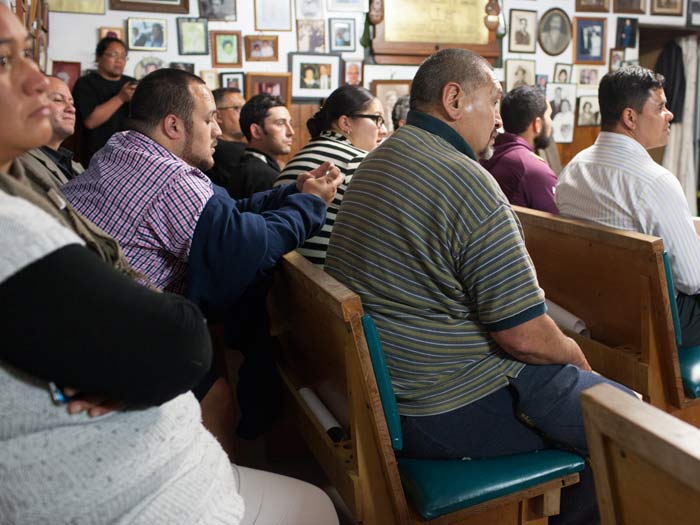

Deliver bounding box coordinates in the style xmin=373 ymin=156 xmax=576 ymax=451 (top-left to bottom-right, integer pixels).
xmin=217 ymin=105 xmax=243 ymax=112
xmin=103 ymin=52 xmax=128 ymax=61
xmin=351 ymin=113 xmax=386 ymax=128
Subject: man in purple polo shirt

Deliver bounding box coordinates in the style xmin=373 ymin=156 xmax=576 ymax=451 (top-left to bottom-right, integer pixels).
xmin=481 ymin=86 xmax=559 ymax=213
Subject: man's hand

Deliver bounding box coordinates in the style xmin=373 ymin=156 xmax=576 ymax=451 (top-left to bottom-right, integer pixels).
xmin=64 ymin=387 xmax=125 ymax=418
xmin=118 ymin=81 xmax=137 ymax=103
xmin=297 ymin=161 xmax=344 ymax=206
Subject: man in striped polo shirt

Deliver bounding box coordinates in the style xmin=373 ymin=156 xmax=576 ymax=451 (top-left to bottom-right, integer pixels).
xmin=326 ymin=49 xmax=633 ymax=525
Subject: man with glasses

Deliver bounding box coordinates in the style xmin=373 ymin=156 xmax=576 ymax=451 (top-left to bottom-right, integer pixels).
xmin=228 ymin=94 xmax=293 ymax=199
xmin=72 ymin=37 xmax=136 ymax=164
xmin=207 ymin=87 xmax=246 ymax=187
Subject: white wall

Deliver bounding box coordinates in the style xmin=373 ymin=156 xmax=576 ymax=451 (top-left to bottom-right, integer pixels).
xmin=47 ymin=0 xmax=366 ymax=79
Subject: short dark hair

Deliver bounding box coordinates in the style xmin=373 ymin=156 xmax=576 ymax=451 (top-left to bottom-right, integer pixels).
xmin=410 ymin=48 xmax=491 ymax=113
xmin=306 ymin=84 xmax=375 ymax=137
xmin=391 ymin=94 xmax=410 ymax=130
xmin=500 ymin=86 xmax=546 ymax=135
xmin=96 ymin=36 xmax=127 ymax=58
xmin=239 ymin=94 xmax=286 ymax=141
xmin=212 ymin=87 xmax=242 ymax=106
xmin=129 ymin=68 xmax=205 ymax=134
xmin=599 ymin=66 xmax=665 ymax=129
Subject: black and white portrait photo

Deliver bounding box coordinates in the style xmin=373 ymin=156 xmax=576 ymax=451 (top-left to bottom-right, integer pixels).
xmin=508 ymin=9 xmax=537 ymax=53
xmin=538 ymin=8 xmax=572 ymax=56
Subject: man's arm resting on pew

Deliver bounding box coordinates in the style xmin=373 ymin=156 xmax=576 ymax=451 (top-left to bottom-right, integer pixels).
xmin=491 ymin=314 xmax=592 ymax=371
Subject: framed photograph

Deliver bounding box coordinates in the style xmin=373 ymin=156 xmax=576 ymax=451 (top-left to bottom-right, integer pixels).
xmin=99 ymin=26 xmax=124 ymax=40
xmin=289 ymin=52 xmax=343 ymax=102
xmin=508 ymin=9 xmax=537 ymax=53
xmin=254 ymin=0 xmax=292 ymax=31
xmin=505 ymin=59 xmax=536 ymax=93
xmin=651 ymin=0 xmax=682 ymax=17
xmin=133 ymin=56 xmax=165 ymax=79
xmin=345 ymin=59 xmax=362 ymax=85
xmin=219 ymin=72 xmax=245 ymax=95
xmin=327 ymin=0 xmax=366 ymax=11
xmin=370 ymin=79 xmax=410 ymax=133
xmin=110 ymin=0 xmax=188 ymax=14
xmin=127 ymin=18 xmax=167 ymax=51
xmin=297 ymin=19 xmax=326 ymax=53
xmin=199 ymin=0 xmax=236 ymax=20
xmin=546 ymin=83 xmax=577 ymax=143
xmin=535 ymin=74 xmax=548 ymax=93
xmin=51 ymin=0 xmax=104 ymax=13
xmin=573 ymin=65 xmax=606 ymax=87
xmin=177 ymin=18 xmax=209 ymax=55
xmin=576 ymin=0 xmax=611 ymax=12
xmin=200 ymin=69 xmax=219 ymax=90
xmin=616 ymin=17 xmax=638 ymax=48
xmin=170 ymin=61 xmax=195 ymax=73
xmin=329 ymin=18 xmax=356 ymax=52
xmin=609 ymin=48 xmax=625 ymax=71
xmin=554 ymin=63 xmax=573 ymax=83
xmin=51 ymin=61 xmax=81 ymax=90
xmin=246 ymin=72 xmax=292 ymax=107
xmin=689 ymin=0 xmax=700 ymax=26
xmin=577 ymin=95 xmax=601 ymax=127
xmin=211 ymin=31 xmax=242 ymax=68
xmin=297 ymin=0 xmax=324 ymax=19
xmin=244 ymin=35 xmax=278 ymax=62
xmin=574 ymin=17 xmax=606 ymax=64
xmin=538 ymin=8 xmax=572 ymax=57
xmin=613 ymin=0 xmax=645 ymax=14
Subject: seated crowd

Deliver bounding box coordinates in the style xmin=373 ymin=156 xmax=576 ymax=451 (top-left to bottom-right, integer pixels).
xmin=0 ymin=4 xmax=693 ymax=523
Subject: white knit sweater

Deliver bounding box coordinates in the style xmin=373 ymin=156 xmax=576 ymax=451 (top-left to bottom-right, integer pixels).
xmin=0 ymin=193 xmax=245 ymax=524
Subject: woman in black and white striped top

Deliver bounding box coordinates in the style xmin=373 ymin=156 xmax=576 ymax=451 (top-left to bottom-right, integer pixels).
xmin=275 ymin=85 xmax=388 ymax=266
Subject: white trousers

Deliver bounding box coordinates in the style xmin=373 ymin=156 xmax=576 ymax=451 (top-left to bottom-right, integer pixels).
xmin=233 ymin=465 xmax=339 ymax=525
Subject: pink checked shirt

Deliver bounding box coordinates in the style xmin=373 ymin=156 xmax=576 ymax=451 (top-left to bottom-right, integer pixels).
xmin=62 ymin=131 xmax=214 ymax=293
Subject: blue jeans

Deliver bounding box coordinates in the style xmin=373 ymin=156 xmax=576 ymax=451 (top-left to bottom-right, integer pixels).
xmin=399 ymin=364 xmax=636 ymax=525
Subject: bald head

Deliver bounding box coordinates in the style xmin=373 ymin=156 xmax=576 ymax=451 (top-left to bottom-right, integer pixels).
xmin=46 ymin=76 xmax=76 ymax=150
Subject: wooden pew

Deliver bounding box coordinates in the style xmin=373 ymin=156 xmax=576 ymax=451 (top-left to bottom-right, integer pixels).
xmin=581 ymin=383 xmax=700 ymax=524
xmin=514 ymin=206 xmax=700 ymax=424
xmin=268 ymin=251 xmax=583 ymax=525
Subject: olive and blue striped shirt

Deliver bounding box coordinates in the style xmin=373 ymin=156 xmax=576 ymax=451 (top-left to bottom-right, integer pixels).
xmin=326 ymin=111 xmax=546 ymax=417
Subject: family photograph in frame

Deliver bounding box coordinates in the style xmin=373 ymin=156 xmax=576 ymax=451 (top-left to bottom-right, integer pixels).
xmin=554 ymin=63 xmax=573 ymax=83
xmin=345 ymin=60 xmax=362 ymax=85
xmin=573 ymin=65 xmax=605 ymax=87
xmin=576 ymin=0 xmax=610 ymax=12
xmin=289 ymin=52 xmax=342 ymax=102
xmin=177 ymin=17 xmax=209 ymax=55
xmin=505 ymin=59 xmax=536 ymax=93
xmin=616 ymin=17 xmax=638 ymax=48
xmin=297 ymin=0 xmax=324 ymax=19
xmin=198 ymin=0 xmax=236 ymax=20
xmin=220 ymin=72 xmax=245 ymax=95
xmin=127 ymin=18 xmax=167 ymax=51
xmin=297 ymin=19 xmax=325 ymax=52
xmin=370 ymin=79 xmax=410 ymax=133
xmin=508 ymin=9 xmax=536 ymax=54
xmin=650 ymin=0 xmax=682 ymax=16
xmin=546 ymin=82 xmax=577 ymax=143
xmin=51 ymin=60 xmax=81 ymax=90
xmin=574 ymin=17 xmax=606 ymax=64
xmin=609 ymin=48 xmax=625 ymax=71
xmin=244 ymin=35 xmax=278 ymax=61
xmin=538 ymin=8 xmax=572 ymax=57
xmin=689 ymin=0 xmax=700 ymax=26
xmin=110 ymin=0 xmax=189 ymax=14
xmin=210 ymin=30 xmax=242 ymax=68
xmin=170 ymin=61 xmax=195 ymax=73
xmin=200 ymin=69 xmax=219 ymax=90
xmin=246 ymin=72 xmax=292 ymax=107
xmin=133 ymin=56 xmax=164 ymax=79
xmin=577 ymin=95 xmax=601 ymax=127
xmin=329 ymin=18 xmax=355 ymax=52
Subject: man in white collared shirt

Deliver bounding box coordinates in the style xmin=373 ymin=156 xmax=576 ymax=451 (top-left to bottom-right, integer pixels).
xmin=557 ymin=65 xmax=700 ymax=345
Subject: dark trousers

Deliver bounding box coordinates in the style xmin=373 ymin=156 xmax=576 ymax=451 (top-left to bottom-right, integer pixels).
xmin=677 ymin=292 xmax=700 ymax=346
xmin=399 ymin=364 xmax=636 ymax=525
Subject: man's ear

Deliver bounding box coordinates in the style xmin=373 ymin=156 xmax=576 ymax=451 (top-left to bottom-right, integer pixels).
xmin=162 ymin=114 xmax=183 ymax=140
xmin=250 ymin=123 xmax=264 ymax=141
xmin=620 ymin=107 xmax=637 ymax=130
xmin=532 ymin=116 xmax=542 ymax=135
xmin=441 ymin=82 xmax=463 ymax=121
